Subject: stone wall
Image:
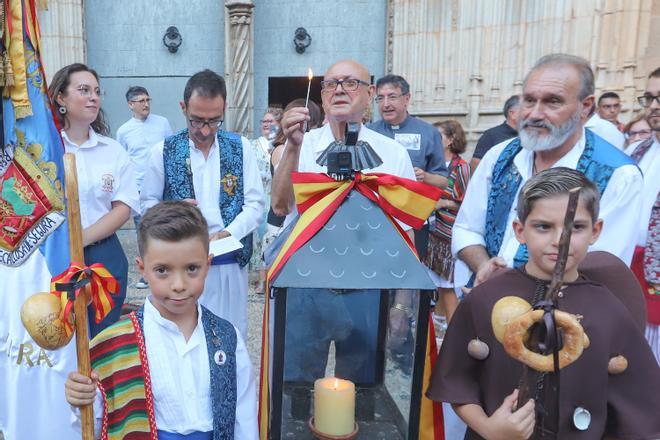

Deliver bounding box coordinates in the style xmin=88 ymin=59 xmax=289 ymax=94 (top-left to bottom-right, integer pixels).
xmin=387 ymin=0 xmax=660 ymax=153
xmin=85 ymin=0 xmax=226 ymax=133
xmin=38 ymin=0 xmax=85 ymax=82
xmin=251 ymin=0 xmax=387 ymax=137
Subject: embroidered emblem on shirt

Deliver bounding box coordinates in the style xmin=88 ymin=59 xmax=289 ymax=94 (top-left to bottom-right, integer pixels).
xmin=214 ymin=349 xmax=227 ymax=366
xmin=221 ymin=173 xmax=238 ymax=196
xmin=101 ymin=174 xmax=114 ymax=193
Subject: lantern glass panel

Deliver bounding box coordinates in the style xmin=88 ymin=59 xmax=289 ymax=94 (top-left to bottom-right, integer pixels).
xmin=277 ymin=287 xmax=425 ymax=439
xmin=383 ymin=289 xmax=420 ymax=425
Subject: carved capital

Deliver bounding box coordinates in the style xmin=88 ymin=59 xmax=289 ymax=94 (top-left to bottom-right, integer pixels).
xmin=225 ymin=0 xmax=254 ymax=20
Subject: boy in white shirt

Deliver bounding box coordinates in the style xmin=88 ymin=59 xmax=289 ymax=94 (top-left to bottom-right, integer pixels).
xmin=64 ymin=201 xmax=258 ymax=439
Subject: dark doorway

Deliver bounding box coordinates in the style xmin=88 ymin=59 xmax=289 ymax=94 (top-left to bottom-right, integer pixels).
xmin=268 ymin=75 xmax=324 ymax=111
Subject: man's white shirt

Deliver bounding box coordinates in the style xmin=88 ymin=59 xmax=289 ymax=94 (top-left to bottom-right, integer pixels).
xmin=285 ymin=124 xmax=416 ymax=228
xmin=625 ymin=135 xmax=660 ymax=246
xmin=141 ymin=135 xmax=264 ymax=239
xmin=452 ymin=128 xmax=643 ymax=268
xmin=585 ymin=113 xmax=625 ymax=150
xmin=116 ymin=114 xmax=173 ymax=188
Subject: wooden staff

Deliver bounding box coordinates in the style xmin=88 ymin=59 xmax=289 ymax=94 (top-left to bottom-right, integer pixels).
xmin=63 ymin=153 xmax=95 ymax=440
xmin=516 ymin=187 xmax=581 ymax=410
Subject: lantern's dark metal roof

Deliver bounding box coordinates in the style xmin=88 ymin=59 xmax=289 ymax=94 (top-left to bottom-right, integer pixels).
xmin=272 ymin=189 xmax=435 ymax=290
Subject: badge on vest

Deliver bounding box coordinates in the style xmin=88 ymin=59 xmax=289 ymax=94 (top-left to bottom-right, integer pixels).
xmin=221 ymin=174 xmax=238 ymax=196
xmin=214 ymin=350 xmax=227 ymax=366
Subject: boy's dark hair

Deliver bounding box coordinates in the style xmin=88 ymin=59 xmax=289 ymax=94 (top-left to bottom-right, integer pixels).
xmin=375 ymin=74 xmax=410 ymax=95
xmin=517 ymin=167 xmax=600 ymax=223
xmin=183 ymin=69 xmax=227 ymax=106
xmin=598 ymin=91 xmax=620 ymax=105
xmin=138 ymin=201 xmax=209 ymax=257
xmin=126 ymin=86 xmax=149 ymax=102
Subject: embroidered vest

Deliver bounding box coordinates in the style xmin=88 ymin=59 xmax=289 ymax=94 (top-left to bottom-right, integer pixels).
xmin=162 ymin=129 xmax=253 ymax=266
xmin=90 ymin=305 xmax=238 ymax=440
xmin=484 ymin=129 xmax=635 ymax=267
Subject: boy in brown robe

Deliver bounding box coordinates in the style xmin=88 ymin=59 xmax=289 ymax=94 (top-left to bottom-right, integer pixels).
xmin=427 ymin=167 xmax=660 ymax=439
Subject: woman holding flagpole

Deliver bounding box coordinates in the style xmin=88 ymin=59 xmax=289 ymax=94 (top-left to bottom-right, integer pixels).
xmin=49 ymin=63 xmax=139 ymax=338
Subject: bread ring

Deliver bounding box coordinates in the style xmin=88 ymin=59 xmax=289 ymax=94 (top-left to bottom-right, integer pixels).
xmin=502 ymin=309 xmax=586 ymax=372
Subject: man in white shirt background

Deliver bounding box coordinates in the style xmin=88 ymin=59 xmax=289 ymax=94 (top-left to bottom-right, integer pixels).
xmin=625 ymin=67 xmax=660 ymax=363
xmin=453 ymin=53 xmax=643 ymax=287
xmin=117 ymin=86 xmax=173 ymax=289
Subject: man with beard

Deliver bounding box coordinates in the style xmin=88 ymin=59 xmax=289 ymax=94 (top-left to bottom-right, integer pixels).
xmin=626 ymin=67 xmax=660 ymax=363
xmin=452 ymin=53 xmax=642 ymax=286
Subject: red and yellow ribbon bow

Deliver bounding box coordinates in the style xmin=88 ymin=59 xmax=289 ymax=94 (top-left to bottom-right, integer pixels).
xmin=258 ymin=171 xmax=442 ymax=440
xmin=50 ymin=262 xmax=119 ymax=337
xmin=267 ymin=171 xmax=442 ymax=285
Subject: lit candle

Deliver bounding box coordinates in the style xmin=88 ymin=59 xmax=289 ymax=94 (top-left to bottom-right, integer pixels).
xmin=305 ymin=68 xmax=313 ymax=109
xmin=304 ymin=68 xmax=313 ymax=132
xmin=314 ymin=377 xmax=355 ymax=436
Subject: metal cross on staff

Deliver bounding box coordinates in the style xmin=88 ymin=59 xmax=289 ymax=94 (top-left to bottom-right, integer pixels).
xmin=516 ymin=186 xmax=582 ymax=412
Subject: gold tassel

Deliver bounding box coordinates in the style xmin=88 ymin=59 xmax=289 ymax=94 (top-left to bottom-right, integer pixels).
xmin=14 ymin=105 xmax=33 ymax=118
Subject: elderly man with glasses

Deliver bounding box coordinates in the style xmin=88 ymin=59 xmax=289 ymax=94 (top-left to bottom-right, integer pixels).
xmin=141 ymin=69 xmax=265 ymax=341
xmin=271 ymin=60 xmax=416 ymax=387
xmin=117 ymin=86 xmax=173 ymax=289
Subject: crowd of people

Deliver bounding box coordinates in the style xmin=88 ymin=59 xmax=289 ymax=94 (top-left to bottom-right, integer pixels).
xmin=49 ymin=52 xmax=659 ymax=439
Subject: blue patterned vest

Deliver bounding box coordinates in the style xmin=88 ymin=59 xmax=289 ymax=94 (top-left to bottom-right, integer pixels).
xmin=135 ymin=305 xmax=238 ymax=440
xmin=162 ymin=129 xmax=253 ymax=267
xmin=484 ymin=129 xmax=635 ymax=267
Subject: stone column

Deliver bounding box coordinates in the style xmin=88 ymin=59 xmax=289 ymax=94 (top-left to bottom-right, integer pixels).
xmin=224 ymin=0 xmax=254 ymax=137
xmin=37 ymin=0 xmax=85 ymax=82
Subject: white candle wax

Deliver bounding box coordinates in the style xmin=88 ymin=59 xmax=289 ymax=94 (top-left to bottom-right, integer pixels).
xmin=314 ymin=377 xmax=355 ymax=436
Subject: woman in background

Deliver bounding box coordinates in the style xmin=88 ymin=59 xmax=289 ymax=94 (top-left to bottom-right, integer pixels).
xmin=49 ymin=63 xmax=139 ymax=337
xmin=623 ymin=114 xmax=653 ymax=148
xmin=249 ymin=107 xmax=283 ymax=293
xmin=426 ymin=120 xmax=471 ymax=323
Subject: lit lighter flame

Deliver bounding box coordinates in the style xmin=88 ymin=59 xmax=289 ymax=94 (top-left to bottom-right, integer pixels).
xmin=333 ymin=378 xmax=339 ymax=390
xmin=308 ymin=68 xmax=313 ymax=80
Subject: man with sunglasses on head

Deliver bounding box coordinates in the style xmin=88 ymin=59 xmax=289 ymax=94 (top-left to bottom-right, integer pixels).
xmin=626 ymin=67 xmax=660 ymax=363
xmin=141 ymin=69 xmax=265 ymax=341
xmin=271 ymin=60 xmax=416 ymax=388
xmin=117 ymin=86 xmax=173 ymax=289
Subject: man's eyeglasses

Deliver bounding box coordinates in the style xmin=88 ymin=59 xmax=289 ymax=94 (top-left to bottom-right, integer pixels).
xmin=320 ymin=78 xmax=370 ymax=92
xmin=625 ymin=129 xmax=652 ymax=139
xmin=188 ymin=118 xmax=223 ymax=129
xmin=374 ymin=93 xmax=406 ymax=104
xmin=130 ymin=98 xmax=152 ymax=105
xmin=637 ymin=94 xmax=660 ymax=108
xmin=260 ymin=119 xmax=275 ymax=124
xmin=75 ymin=85 xmax=104 ymax=99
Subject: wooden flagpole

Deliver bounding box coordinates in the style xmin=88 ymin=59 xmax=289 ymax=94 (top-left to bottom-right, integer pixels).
xmin=63 ymin=153 xmax=95 ymax=440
